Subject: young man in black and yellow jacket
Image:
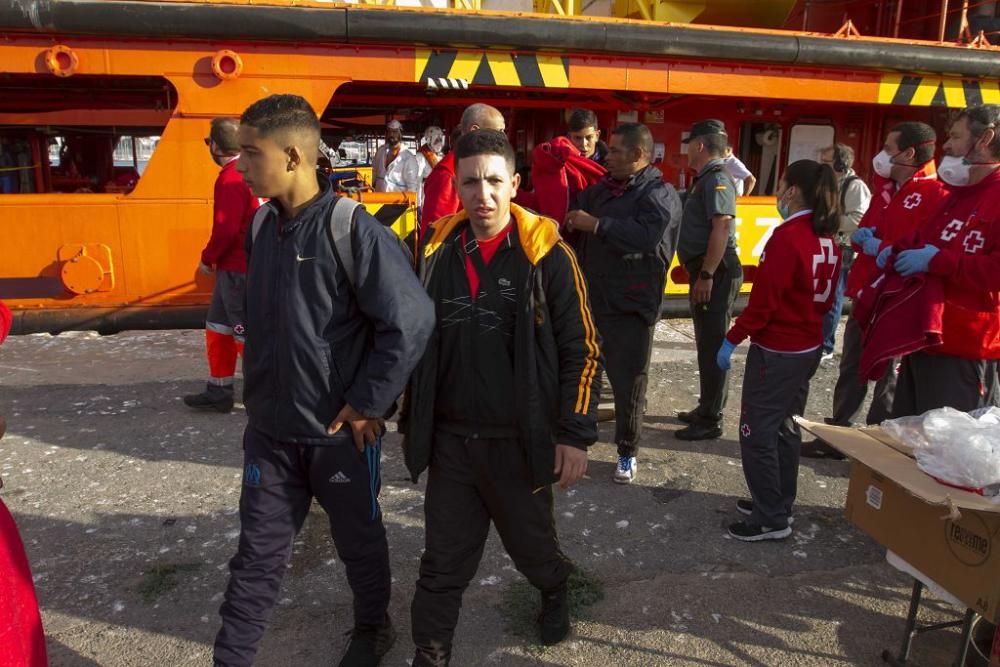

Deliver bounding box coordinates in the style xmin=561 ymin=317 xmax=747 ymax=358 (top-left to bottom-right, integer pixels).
xmin=402 ymin=129 xmax=601 ymax=666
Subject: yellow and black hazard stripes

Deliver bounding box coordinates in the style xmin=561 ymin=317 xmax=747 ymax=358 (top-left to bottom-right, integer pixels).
xmin=556 ymin=241 xmax=599 ymax=416
xmin=415 ymin=49 xmax=570 ymax=89
xmin=879 ymin=74 xmax=1000 ymax=108
xmin=361 ymin=201 xmax=417 ymax=240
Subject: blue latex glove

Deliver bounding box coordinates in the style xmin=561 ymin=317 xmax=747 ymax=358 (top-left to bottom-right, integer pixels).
xmin=876 ymin=246 xmax=893 ymax=269
xmin=851 ymin=227 xmax=874 ymax=245
xmin=894 ymin=245 xmax=939 ymax=277
xmin=862 ymin=236 xmax=883 ymax=257
xmin=717 ymin=339 xmax=736 ymax=371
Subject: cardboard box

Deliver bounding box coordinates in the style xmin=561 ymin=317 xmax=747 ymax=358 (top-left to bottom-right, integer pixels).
xmin=799 ymin=420 xmax=1000 ymax=624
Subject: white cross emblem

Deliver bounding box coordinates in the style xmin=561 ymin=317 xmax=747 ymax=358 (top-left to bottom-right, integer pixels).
xmin=902 ymin=193 xmax=923 ymax=210
xmin=963 ymin=230 xmax=986 ymax=254
xmin=940 ymin=219 xmax=965 ymax=242
xmin=812 ymin=238 xmax=837 ymax=303
xmin=740 ymin=424 xmax=751 ymax=438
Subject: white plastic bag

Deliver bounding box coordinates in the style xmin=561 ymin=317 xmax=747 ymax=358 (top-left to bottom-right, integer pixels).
xmin=882 ymin=407 xmax=1000 ymax=496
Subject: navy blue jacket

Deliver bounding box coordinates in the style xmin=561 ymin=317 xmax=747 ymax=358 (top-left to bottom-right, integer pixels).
xmin=244 ymin=177 xmax=435 ymax=444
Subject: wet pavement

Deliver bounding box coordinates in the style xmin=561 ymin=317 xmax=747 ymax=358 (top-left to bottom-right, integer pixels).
xmin=0 ymin=321 xmax=969 ymax=666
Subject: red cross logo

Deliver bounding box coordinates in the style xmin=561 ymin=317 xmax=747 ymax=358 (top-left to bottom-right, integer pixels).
xmin=902 ymin=193 xmax=923 ymax=210
xmin=963 ymin=230 xmax=986 ymax=254
xmin=740 ymin=423 xmax=751 ymax=438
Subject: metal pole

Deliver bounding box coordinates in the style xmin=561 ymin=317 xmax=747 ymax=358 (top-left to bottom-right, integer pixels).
xmin=939 ymin=0 xmax=949 ymax=41
xmin=893 ymin=0 xmax=904 ymax=37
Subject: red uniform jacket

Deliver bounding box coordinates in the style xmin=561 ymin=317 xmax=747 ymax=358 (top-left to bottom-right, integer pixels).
xmin=0 ymin=300 xmax=10 ymax=344
xmin=846 ymin=163 xmax=946 ymax=299
xmin=913 ymin=168 xmax=1000 ymax=359
xmin=854 ymin=263 xmax=944 ymax=381
xmin=420 ymin=151 xmax=459 ymax=238
xmin=200 ymin=159 xmax=260 ymax=273
xmin=727 ymin=211 xmax=841 ymax=352
xmin=517 ymin=137 xmax=606 ymax=226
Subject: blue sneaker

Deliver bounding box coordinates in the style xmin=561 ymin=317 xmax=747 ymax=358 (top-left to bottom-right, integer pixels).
xmin=613 ymin=456 xmax=637 ymax=484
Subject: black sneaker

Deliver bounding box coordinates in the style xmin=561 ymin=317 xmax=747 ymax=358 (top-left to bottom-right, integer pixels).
xmin=339 ymin=617 xmax=397 ymax=667
xmin=675 ymin=422 xmax=723 ymax=441
xmin=538 ymin=584 xmax=570 ymax=646
xmin=182 ymin=383 xmax=234 ymax=413
xmin=677 ymin=409 xmax=697 ymax=424
xmin=800 ymin=440 xmax=846 ymax=460
xmin=735 ymin=499 xmax=795 ymax=525
xmin=727 ymin=520 xmax=791 ymax=542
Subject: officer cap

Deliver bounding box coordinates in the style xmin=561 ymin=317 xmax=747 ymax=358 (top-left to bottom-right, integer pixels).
xmin=683 ymin=119 xmax=727 ymax=143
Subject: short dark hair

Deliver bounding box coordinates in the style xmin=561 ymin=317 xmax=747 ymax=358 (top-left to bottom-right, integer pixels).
xmin=240 ymin=94 xmax=321 ymax=142
xmin=209 ymin=117 xmax=240 ymax=154
xmin=568 ymin=108 xmax=599 ymax=132
xmin=612 ymin=123 xmax=654 ymax=157
xmin=891 ymin=121 xmax=937 ymax=164
xmin=698 ymin=133 xmax=727 ymax=158
xmin=957 ymin=104 xmax=1000 ymax=159
xmin=454 ymin=129 xmax=515 ymax=173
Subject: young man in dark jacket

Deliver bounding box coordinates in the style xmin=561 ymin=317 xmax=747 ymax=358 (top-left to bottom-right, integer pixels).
xmin=212 ymin=95 xmax=434 ymax=667
xmin=403 ymin=129 xmax=600 ymax=666
xmin=566 ymin=122 xmax=682 ymax=484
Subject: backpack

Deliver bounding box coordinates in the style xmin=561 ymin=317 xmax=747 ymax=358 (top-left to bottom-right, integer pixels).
xmin=249 ymin=196 xmax=414 ymax=290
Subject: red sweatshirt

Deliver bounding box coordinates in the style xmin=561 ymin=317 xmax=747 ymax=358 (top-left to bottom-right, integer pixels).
xmin=0 ymin=300 xmax=9 ymax=345
xmin=846 ymin=163 xmax=946 ymax=299
xmin=727 ymin=211 xmax=841 ymax=352
xmin=200 ymin=160 xmax=260 ymax=273
xmin=420 ymin=151 xmax=459 ymax=238
xmin=913 ymin=168 xmax=1000 ymax=359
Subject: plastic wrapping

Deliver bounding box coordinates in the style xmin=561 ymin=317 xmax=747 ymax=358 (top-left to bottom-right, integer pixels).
xmin=882 ymin=407 xmax=1000 ymax=497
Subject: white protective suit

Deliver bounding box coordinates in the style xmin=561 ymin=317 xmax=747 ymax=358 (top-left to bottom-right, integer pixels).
xmin=373 ymin=143 xmax=420 ymax=193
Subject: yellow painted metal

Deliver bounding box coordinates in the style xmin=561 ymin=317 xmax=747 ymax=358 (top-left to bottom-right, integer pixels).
xmin=664 ymin=198 xmax=782 ymax=295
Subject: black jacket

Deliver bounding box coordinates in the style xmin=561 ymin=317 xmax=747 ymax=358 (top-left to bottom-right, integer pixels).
xmin=402 ymin=204 xmax=601 ymax=486
xmin=572 ymin=165 xmax=681 ymax=322
xmin=244 ymin=177 xmax=435 ymax=444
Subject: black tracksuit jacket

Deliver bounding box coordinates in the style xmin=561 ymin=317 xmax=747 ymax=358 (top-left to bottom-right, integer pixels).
xmin=402 ymin=204 xmax=602 ymax=487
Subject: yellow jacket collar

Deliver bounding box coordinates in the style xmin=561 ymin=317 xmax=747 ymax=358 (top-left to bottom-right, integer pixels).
xmin=424 ymin=204 xmax=560 ymax=266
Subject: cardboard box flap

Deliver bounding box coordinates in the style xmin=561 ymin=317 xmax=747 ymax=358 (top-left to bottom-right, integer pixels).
xmin=798 ymin=418 xmax=1000 ymax=513
xmin=860 ymin=426 xmax=915 ymax=457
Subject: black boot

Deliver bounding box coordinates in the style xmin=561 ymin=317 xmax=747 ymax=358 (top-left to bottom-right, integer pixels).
xmin=182 ymin=383 xmax=234 ymax=413
xmin=411 ymin=644 xmax=450 ymax=667
xmin=339 ymin=616 xmax=397 ymax=667
xmin=538 ymin=584 xmax=570 ymax=646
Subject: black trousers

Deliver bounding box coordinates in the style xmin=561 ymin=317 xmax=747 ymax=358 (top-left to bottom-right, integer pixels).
xmin=593 ymin=311 xmax=656 ymax=457
xmin=739 ymin=345 xmax=820 ymax=529
xmin=830 ymin=315 xmax=896 ymax=426
xmin=892 ymin=351 xmax=1000 ymax=418
xmin=214 ymin=426 xmax=391 ymax=667
xmin=688 ymin=253 xmax=743 ymax=424
xmin=411 ymin=432 xmax=571 ymax=665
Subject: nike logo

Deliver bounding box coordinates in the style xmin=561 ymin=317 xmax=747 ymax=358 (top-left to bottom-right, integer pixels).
xmin=296 ymin=254 xmax=317 ymax=262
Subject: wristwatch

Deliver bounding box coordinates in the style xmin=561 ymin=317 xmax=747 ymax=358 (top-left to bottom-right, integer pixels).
xmin=699 ymin=270 xmax=713 ymax=281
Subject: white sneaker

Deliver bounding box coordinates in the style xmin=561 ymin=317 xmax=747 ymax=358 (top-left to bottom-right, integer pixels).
xmin=613 ymin=456 xmax=637 ymax=484
xmin=821 ymin=351 xmax=835 ymax=363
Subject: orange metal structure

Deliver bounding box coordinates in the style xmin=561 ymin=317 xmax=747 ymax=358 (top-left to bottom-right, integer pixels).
xmin=0 ymin=0 xmax=997 ymax=332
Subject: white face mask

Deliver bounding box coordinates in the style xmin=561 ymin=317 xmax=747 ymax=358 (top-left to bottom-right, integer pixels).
xmin=938 ymin=155 xmax=971 ymax=186
xmin=872 ymin=150 xmax=894 ymax=179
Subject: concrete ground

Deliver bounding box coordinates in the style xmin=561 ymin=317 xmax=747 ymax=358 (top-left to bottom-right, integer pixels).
xmin=0 ymin=320 xmax=973 ymax=666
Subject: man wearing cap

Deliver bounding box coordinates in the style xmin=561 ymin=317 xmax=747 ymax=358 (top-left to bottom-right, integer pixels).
xmin=675 ymin=119 xmax=743 ymax=441
xmin=373 ymin=120 xmax=420 ymax=194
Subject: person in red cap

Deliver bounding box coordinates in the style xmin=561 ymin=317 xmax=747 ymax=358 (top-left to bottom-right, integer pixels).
xmin=183 ymin=118 xmax=260 ymax=413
